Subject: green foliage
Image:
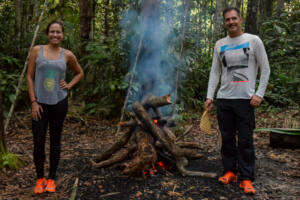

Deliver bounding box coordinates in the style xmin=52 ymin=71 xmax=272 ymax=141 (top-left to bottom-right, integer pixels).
xmin=255 ymin=128 xmax=300 ymax=136
xmin=0 ymin=0 xmax=299 ymax=119
xmin=180 ymin=52 xmax=212 ymax=110
xmin=80 ymin=36 xmax=128 ymax=117
xmin=262 ymin=7 xmax=300 ymax=106
xmin=0 ymin=145 xmax=23 ymax=171
xmin=0 ymin=55 xmax=21 ymax=115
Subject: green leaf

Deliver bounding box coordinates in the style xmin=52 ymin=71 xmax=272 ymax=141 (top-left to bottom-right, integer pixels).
xmin=255 ymin=128 xmax=300 ymax=135
xmin=274 ymin=24 xmax=282 ymax=34
xmin=9 ymin=94 xmax=14 ymax=103
xmin=110 ymin=84 xmax=116 ymax=91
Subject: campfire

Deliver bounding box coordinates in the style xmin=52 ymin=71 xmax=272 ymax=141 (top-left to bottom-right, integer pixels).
xmin=90 ymin=94 xmax=217 ymax=178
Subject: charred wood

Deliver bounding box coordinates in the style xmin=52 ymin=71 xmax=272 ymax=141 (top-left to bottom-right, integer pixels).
xmin=93 ymin=127 xmax=135 ymax=163
xmin=123 ymin=131 xmax=157 ymax=176
xmin=132 ymin=102 xmax=217 ymax=178
xmin=142 ymin=94 xmax=172 ymax=109
xmin=90 ymin=148 xmax=130 ymax=168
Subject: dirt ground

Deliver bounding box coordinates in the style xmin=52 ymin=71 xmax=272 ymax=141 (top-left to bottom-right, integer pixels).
xmin=1 ymin=109 xmax=300 ymax=200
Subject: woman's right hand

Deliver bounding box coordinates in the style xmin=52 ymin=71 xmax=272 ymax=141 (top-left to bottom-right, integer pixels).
xmin=32 ymin=102 xmax=43 ymax=121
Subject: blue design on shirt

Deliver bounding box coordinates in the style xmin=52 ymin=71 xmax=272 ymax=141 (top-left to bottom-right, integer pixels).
xmin=220 ymin=42 xmax=250 ymax=52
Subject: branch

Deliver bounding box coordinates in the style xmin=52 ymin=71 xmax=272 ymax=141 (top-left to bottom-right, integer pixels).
xmin=4 ymin=0 xmax=49 ymax=133
xmin=69 ymin=178 xmax=79 ymax=200
xmin=116 ymin=32 xmax=145 ymax=136
xmin=93 ymin=127 xmax=135 ymax=162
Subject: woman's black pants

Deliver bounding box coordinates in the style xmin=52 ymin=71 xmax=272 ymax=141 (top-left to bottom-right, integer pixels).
xmin=217 ymin=99 xmax=255 ymax=181
xmin=32 ymin=97 xmax=68 ymax=179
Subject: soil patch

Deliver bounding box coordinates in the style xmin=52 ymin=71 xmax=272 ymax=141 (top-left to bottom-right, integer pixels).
xmin=1 ymin=110 xmax=299 ymax=200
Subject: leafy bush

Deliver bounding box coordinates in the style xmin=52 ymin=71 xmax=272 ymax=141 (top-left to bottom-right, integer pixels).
xmin=262 ymin=8 xmax=300 ymax=106
xmin=180 ymin=52 xmax=212 ymax=110
xmin=80 ymin=36 xmax=128 ymax=118
xmin=0 ymin=55 xmax=22 ymax=116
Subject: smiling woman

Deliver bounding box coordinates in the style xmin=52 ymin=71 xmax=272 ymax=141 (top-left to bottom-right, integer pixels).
xmin=26 ymin=20 xmax=84 ymax=194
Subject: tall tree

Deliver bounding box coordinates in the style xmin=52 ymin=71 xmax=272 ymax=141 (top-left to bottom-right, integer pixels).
xmin=34 ymin=0 xmax=39 ymax=22
xmin=265 ymin=0 xmax=274 ymax=18
xmin=213 ymin=0 xmax=225 ymax=43
xmin=104 ymin=0 xmax=110 ymax=37
xmin=236 ymin=0 xmax=242 ymax=9
xmin=79 ymin=0 xmax=94 ymax=55
xmin=15 ymin=0 xmax=22 ymax=45
xmin=0 ymin=91 xmax=6 ymax=151
xmin=245 ymin=0 xmax=259 ymax=34
xmin=209 ymin=0 xmax=214 ymax=54
xmin=59 ymin=0 xmax=65 ymax=20
xmin=276 ymin=0 xmax=285 ymax=17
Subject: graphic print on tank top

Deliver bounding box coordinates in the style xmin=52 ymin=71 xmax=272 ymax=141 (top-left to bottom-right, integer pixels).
xmin=44 ymin=67 xmax=57 ymax=91
xmin=220 ymin=42 xmax=250 ymax=82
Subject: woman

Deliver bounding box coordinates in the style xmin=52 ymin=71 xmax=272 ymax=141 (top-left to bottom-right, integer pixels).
xmin=27 ymin=20 xmax=84 ymax=194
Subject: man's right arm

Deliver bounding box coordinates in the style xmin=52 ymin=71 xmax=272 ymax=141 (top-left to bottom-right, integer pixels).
xmin=205 ymin=45 xmax=221 ymax=110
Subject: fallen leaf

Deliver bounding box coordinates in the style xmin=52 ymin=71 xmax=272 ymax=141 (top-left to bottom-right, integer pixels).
xmin=168 ymin=191 xmax=182 ymax=197
xmin=135 ymin=191 xmax=142 ymax=198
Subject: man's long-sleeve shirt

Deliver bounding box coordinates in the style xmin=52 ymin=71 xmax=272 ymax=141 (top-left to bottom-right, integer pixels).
xmin=207 ymin=33 xmax=270 ymax=100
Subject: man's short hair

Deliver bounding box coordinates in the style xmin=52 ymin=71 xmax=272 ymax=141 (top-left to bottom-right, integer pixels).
xmin=223 ymin=7 xmax=241 ymax=18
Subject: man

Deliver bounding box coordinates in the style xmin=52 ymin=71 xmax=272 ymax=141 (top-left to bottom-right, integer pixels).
xmin=205 ymin=7 xmax=270 ymax=195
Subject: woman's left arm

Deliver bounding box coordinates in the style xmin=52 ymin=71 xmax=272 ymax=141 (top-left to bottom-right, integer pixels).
xmin=60 ymin=50 xmax=84 ymax=90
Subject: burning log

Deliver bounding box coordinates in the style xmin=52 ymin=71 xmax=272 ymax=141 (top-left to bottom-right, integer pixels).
xmin=93 ymin=127 xmax=135 ymax=163
xmin=142 ymin=94 xmax=172 ymax=109
xmin=123 ymin=131 xmax=157 ymax=176
xmin=90 ymin=94 xmax=217 ymax=178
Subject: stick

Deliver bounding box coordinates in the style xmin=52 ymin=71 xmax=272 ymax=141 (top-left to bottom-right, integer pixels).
xmin=69 ymin=178 xmax=79 ymax=200
xmin=176 ymin=125 xmax=193 ymax=141
xmin=0 ymin=91 xmax=6 ymax=152
xmin=99 ymin=192 xmax=120 ymax=198
xmin=4 ymin=0 xmax=49 ymax=133
xmin=172 ymin=0 xmax=190 ymax=116
xmin=116 ymin=32 xmax=144 ymax=136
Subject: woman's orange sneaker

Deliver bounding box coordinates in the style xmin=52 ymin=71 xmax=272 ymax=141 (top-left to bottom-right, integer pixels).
xmin=45 ymin=179 xmax=56 ymax=192
xmin=34 ymin=178 xmax=47 ymax=194
xmin=218 ymin=171 xmax=237 ymax=184
xmin=240 ymin=180 xmax=256 ymax=195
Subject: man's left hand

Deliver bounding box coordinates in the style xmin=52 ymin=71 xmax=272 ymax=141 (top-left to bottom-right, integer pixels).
xmin=250 ymin=95 xmax=263 ymax=108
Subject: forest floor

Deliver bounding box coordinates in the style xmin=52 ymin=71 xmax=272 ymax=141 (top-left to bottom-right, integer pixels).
xmin=1 ymin=106 xmax=300 ymax=200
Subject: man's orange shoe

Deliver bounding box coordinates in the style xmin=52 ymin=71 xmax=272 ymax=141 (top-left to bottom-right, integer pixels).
xmin=218 ymin=171 xmax=237 ymax=184
xmin=34 ymin=178 xmax=47 ymax=194
xmin=45 ymin=179 xmax=56 ymax=193
xmin=240 ymin=180 xmax=256 ymax=195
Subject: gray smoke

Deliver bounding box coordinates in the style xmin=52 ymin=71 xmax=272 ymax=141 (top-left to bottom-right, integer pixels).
xmin=121 ymin=1 xmax=178 ymax=115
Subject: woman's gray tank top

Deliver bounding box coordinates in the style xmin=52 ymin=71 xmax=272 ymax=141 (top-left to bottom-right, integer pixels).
xmin=34 ymin=45 xmax=67 ymax=105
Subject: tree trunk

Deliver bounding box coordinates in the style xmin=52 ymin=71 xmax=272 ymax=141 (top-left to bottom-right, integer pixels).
xmin=245 ymin=0 xmax=259 ymax=34
xmin=236 ymin=0 xmax=242 ymax=9
xmin=104 ymin=0 xmax=110 ymax=37
xmin=28 ymin=0 xmax=34 ymax=31
xmin=197 ymin=0 xmax=203 ymax=50
xmin=184 ymin=0 xmax=191 ymax=33
xmin=15 ymin=0 xmax=22 ymax=47
xmin=0 ymin=91 xmax=6 ymax=152
xmin=209 ymin=0 xmax=214 ymax=55
xmin=265 ymin=0 xmax=274 ymax=18
xmin=276 ymin=0 xmax=284 ymax=17
xmin=59 ymin=0 xmax=65 ymax=20
xmin=22 ymin=0 xmax=29 ymax=34
xmin=34 ymin=0 xmax=39 ymax=23
xmin=241 ymin=0 xmax=245 ymax=17
xmin=213 ymin=0 xmax=223 ymax=44
xmin=79 ymin=0 xmax=94 ymax=55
